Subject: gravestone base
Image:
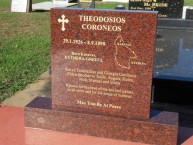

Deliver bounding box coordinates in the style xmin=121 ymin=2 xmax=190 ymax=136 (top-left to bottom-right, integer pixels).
xmin=25 ymin=97 xmax=178 ymax=145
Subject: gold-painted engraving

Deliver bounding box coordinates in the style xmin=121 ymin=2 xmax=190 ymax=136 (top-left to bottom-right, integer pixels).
xmin=114 ymin=36 xmax=137 ymax=70
xmin=81 ymin=24 xmax=122 ymax=32
xmin=130 ymin=0 xmax=169 ymax=12
xmin=79 ymin=15 xmax=125 ymax=23
xmin=77 ymin=100 xmax=87 ymax=105
xmin=156 ymin=48 xmax=164 ymax=52
xmin=58 ymin=15 xmax=69 ymax=31
xmin=63 ymin=38 xmax=106 ymax=46
xmin=152 ymin=2 xmax=168 ymax=7
xmin=79 ymin=15 xmax=125 ymax=32
xmin=131 ymin=61 xmax=146 ymax=66
xmin=66 ymin=83 xmax=134 ymax=99
xmin=65 ymin=68 xmax=137 ymax=86
xmin=37 ymin=117 xmax=45 ymax=124
xmin=158 ymin=14 xmax=168 ymax=18
xmin=77 ymin=99 xmax=122 ymax=109
xmin=64 ymin=52 xmax=103 ymax=63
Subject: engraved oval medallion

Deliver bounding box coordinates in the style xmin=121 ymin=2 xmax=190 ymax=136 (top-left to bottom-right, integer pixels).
xmin=37 ymin=117 xmax=45 ymax=124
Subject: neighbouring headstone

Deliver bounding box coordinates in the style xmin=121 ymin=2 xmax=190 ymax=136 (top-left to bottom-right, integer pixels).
xmin=25 ymin=8 xmax=178 ymax=145
xmin=11 ymin=0 xmax=32 ymax=12
xmin=78 ymin=0 xmax=95 ymax=8
xmin=129 ymin=0 xmax=184 ymax=18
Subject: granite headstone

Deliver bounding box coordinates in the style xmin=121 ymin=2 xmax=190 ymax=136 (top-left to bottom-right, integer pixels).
xmin=51 ymin=8 xmax=157 ymax=120
xmin=25 ymin=8 xmax=179 ymax=145
xmin=129 ymin=0 xmax=184 ymax=18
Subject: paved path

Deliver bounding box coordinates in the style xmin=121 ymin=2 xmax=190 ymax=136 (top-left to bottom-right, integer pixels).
xmin=2 ymin=71 xmax=51 ymax=107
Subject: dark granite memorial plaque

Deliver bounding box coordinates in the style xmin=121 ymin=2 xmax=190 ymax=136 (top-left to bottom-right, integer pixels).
xmin=51 ymin=8 xmax=157 ymax=120
xmin=150 ymin=20 xmax=193 ymax=128
xmin=153 ymin=28 xmax=193 ymax=106
xmin=78 ymin=0 xmax=95 ymax=8
xmin=129 ymin=0 xmax=184 ymax=18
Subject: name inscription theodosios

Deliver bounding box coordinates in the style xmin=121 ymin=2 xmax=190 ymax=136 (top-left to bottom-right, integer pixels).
xmin=79 ymin=15 xmax=126 ymax=32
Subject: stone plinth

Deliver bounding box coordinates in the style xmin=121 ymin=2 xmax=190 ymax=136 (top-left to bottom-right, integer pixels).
xmin=25 ymin=97 xmax=178 ymax=145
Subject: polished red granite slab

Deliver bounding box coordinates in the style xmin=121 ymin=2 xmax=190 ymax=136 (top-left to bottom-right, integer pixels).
xmin=25 ymin=126 xmax=193 ymax=145
xmin=0 ymin=106 xmax=192 ymax=145
xmin=25 ymin=97 xmax=178 ymax=145
xmin=51 ymin=8 xmax=157 ymax=120
xmin=25 ymin=127 xmax=146 ymax=145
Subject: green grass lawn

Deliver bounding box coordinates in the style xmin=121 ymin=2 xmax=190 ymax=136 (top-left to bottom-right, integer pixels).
xmin=0 ymin=0 xmax=51 ymax=102
xmin=185 ymin=0 xmax=193 ymax=6
xmin=0 ymin=0 xmax=193 ymax=102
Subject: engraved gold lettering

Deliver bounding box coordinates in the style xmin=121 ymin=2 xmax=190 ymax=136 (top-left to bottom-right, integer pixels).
xmin=77 ymin=100 xmax=86 ymax=105
xmin=130 ymin=0 xmax=169 ymax=13
xmin=79 ymin=15 xmax=125 ymax=32
xmin=76 ymin=99 xmax=122 ymax=110
xmin=82 ymin=24 xmax=121 ymax=32
xmin=79 ymin=15 xmax=126 ymax=24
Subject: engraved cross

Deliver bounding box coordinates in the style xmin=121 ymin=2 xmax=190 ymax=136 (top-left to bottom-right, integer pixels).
xmin=58 ymin=14 xmax=69 ymax=31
